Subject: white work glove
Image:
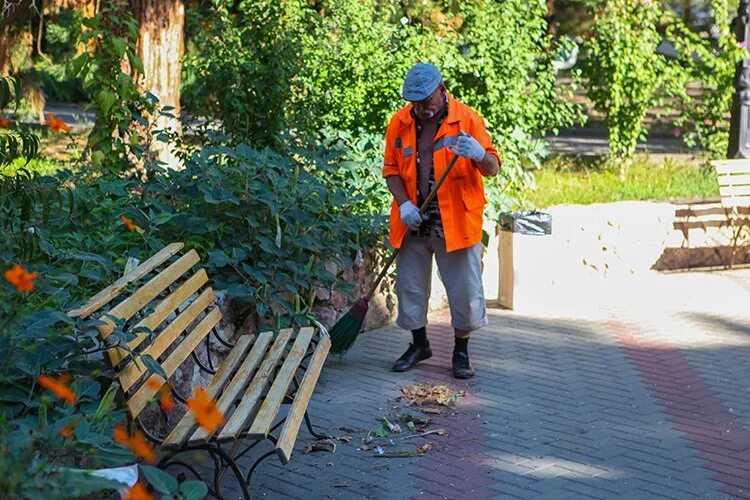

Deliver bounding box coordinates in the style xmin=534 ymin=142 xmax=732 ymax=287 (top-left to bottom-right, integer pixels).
xmin=451 ymin=131 xmax=486 ymax=161
xmin=399 ymin=200 xmax=426 ymax=230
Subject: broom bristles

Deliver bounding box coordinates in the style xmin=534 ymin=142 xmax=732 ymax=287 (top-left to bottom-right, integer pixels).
xmin=329 ymin=298 xmax=369 ymax=354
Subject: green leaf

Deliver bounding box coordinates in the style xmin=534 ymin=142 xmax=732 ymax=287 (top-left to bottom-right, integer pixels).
xmin=207 ymin=250 xmax=231 ymax=268
xmin=0 ymin=78 xmax=9 ymax=109
xmin=93 ymin=382 xmax=119 ymax=422
xmin=152 ymin=212 xmax=176 ymax=226
xmin=112 ymin=37 xmax=127 ymax=57
xmin=128 ymin=50 xmax=145 ymax=74
xmin=68 ymin=54 xmax=88 ymax=78
xmin=142 ymin=465 xmax=178 ymax=494
xmin=373 ymin=422 xmax=390 ymax=438
xmin=179 ymin=481 xmax=209 ymax=500
xmin=98 ymin=90 xmax=117 ymax=114
xmin=140 ymin=354 xmax=168 ymax=380
xmin=81 ymin=17 xmax=98 ymax=29
xmin=481 ymin=229 xmax=490 ymax=248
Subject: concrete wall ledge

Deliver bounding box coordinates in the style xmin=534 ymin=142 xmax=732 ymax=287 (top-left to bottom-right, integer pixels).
xmin=495 ymin=199 xmax=750 ymax=313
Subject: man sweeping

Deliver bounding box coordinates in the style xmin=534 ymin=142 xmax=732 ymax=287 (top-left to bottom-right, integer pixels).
xmin=383 ymin=62 xmax=500 ymax=379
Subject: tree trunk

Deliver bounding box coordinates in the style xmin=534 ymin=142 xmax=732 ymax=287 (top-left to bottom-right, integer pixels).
xmin=0 ymin=1 xmax=35 ymax=77
xmin=546 ymin=0 xmax=557 ymax=36
xmin=131 ymin=0 xmax=184 ymax=169
xmin=45 ymin=0 xmax=97 ymax=44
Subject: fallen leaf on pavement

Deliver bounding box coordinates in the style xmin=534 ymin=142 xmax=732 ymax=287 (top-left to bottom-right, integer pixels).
xmin=417 ymin=442 xmax=434 ymax=454
xmin=339 ymin=426 xmax=364 ymax=433
xmin=399 ymin=384 xmax=465 ymax=407
xmin=421 ymin=408 xmax=442 ymax=415
xmin=438 ymin=392 xmax=465 ymax=406
xmin=334 ymin=482 xmax=349 ymax=488
xmin=335 ymin=435 xmax=352 ymax=443
xmin=304 ymin=439 xmax=336 ymax=454
xmin=372 ymin=449 xmax=422 ymax=458
xmin=398 ymin=413 xmax=430 ymax=425
xmin=394 ymin=428 xmax=445 ymax=442
xmin=373 ymin=422 xmax=390 ymax=438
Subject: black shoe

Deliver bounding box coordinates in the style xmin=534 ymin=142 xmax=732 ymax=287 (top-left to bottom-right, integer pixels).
xmin=452 ymin=352 xmax=475 ymax=379
xmin=392 ymin=343 xmax=432 ymax=372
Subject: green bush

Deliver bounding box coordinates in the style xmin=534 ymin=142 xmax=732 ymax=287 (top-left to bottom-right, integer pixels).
xmin=182 ymin=0 xmax=583 ymax=214
xmin=583 ymin=0 xmax=663 ymax=167
xmin=582 ymin=0 xmax=744 ymax=162
xmin=663 ymin=0 xmax=745 ymax=158
xmin=140 ymin=133 xmax=386 ymax=326
xmin=0 ymin=169 xmax=161 ymax=498
xmin=0 ymin=125 xmax=388 ymax=494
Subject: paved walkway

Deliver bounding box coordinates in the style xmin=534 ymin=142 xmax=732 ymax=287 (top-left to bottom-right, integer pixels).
xmin=221 ymin=268 xmax=750 ymax=499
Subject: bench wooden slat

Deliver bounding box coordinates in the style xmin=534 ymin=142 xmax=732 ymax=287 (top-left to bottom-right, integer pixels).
xmin=276 ymin=335 xmax=330 ymax=464
xmin=163 ymin=335 xmax=254 ymax=448
xmin=126 ymin=307 xmax=221 ymax=418
xmin=118 ymin=288 xmax=215 ymax=392
xmin=246 ymin=327 xmax=315 ymax=439
xmin=716 ymin=174 xmax=750 ymax=186
xmin=721 ymin=195 xmax=750 ymax=208
xmin=110 ymin=269 xmax=209 ymax=367
xmin=218 ymin=328 xmax=294 ymax=441
xmin=719 ymin=185 xmax=750 ymax=197
xmin=68 ymin=243 xmax=184 ymax=319
xmin=98 ymin=250 xmax=200 ymax=339
xmin=190 ymin=331 xmax=274 ymax=444
xmin=713 ymin=159 xmax=750 ymax=175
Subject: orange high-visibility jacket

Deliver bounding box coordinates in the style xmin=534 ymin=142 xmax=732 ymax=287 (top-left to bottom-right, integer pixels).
xmin=382 ymin=95 xmax=499 ymax=252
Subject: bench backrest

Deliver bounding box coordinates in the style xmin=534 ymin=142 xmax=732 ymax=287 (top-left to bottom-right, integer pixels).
xmin=713 ymin=159 xmax=750 ymax=209
xmin=67 ymin=242 xmax=221 ymax=419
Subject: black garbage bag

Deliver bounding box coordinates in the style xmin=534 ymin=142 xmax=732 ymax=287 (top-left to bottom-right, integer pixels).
xmin=498 ymin=211 xmax=552 ymax=236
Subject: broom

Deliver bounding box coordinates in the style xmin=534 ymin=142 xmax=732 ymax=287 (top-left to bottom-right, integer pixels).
xmin=329 ymin=153 xmax=460 ymax=354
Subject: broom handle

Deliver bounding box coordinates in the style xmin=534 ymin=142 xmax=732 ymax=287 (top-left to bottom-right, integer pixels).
xmin=366 ymin=154 xmax=460 ymax=301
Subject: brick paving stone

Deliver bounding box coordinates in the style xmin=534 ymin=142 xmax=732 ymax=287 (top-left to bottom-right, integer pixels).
xmin=186 ymin=268 xmax=750 ymax=499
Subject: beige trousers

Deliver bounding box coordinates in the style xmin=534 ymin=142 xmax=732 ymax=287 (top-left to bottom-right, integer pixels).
xmin=395 ymin=232 xmax=488 ymax=332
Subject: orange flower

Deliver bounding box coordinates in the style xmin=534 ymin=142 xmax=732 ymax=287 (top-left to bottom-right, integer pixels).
xmin=45 ymin=113 xmax=70 ymax=133
xmin=126 ymin=482 xmax=153 ymax=500
xmin=120 ymin=215 xmax=139 ymax=232
xmin=147 ymin=376 xmax=174 ymax=412
xmin=128 ymin=430 xmax=157 ymax=463
xmin=112 ymin=424 xmax=157 ymax=464
xmin=146 ymin=375 xmax=163 ymax=389
xmin=59 ymin=425 xmax=75 ymax=439
xmin=187 ymin=387 xmax=225 ymax=434
xmin=113 ymin=423 xmax=130 ymax=445
xmin=4 ymin=264 xmax=38 ymax=293
xmin=159 ymin=389 xmax=174 ymax=412
xmin=38 ymin=375 xmax=76 ymax=405
xmin=0 ymin=117 xmax=12 ymax=128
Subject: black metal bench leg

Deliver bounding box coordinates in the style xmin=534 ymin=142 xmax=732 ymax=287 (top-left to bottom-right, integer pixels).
xmin=202 ymin=444 xmax=252 ymax=500
xmin=245 ymin=449 xmax=277 ymax=487
xmin=304 ymin=411 xmax=330 ymax=440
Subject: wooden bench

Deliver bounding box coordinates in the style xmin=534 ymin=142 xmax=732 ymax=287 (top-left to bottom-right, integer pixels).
xmin=712 ymin=159 xmax=750 ymax=267
xmin=67 ymin=242 xmax=331 ymax=498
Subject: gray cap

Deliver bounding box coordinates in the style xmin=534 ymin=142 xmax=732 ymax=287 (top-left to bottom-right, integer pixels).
xmin=402 ymin=63 xmax=442 ymax=102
